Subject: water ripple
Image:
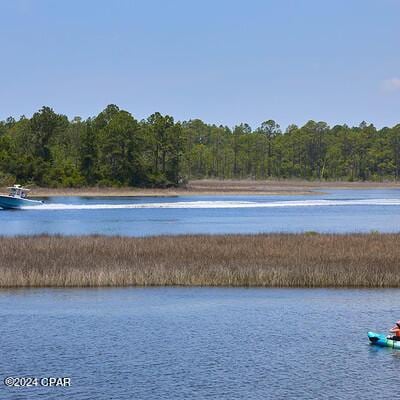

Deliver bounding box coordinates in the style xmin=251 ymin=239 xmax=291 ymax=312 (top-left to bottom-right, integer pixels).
xmin=0 ymin=288 xmax=399 ymax=399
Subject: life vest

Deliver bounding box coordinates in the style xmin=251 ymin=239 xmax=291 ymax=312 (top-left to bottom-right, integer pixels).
xmin=391 ymin=327 xmax=400 ymax=337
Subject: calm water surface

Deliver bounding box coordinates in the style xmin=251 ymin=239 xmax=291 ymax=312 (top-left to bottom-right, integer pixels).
xmin=0 ymin=288 xmax=398 ymax=399
xmin=2 ymin=190 xmax=400 ymax=399
xmin=1 ymin=189 xmax=400 ymax=235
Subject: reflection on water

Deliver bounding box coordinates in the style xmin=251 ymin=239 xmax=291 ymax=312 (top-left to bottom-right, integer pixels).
xmin=0 ymin=288 xmax=399 ymax=399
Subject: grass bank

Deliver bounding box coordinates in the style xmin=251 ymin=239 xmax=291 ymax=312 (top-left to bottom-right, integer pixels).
xmin=1 ymin=234 xmax=400 ymax=288
xmin=13 ymin=179 xmax=400 ymax=197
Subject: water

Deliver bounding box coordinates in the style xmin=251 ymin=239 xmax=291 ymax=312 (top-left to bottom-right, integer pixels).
xmin=0 ymin=288 xmax=398 ymax=399
xmin=1 ymin=189 xmax=400 ymax=236
xmin=2 ymin=189 xmax=399 ymax=398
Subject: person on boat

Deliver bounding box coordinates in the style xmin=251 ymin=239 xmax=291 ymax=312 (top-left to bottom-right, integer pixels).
xmin=389 ymin=321 xmax=400 ymax=341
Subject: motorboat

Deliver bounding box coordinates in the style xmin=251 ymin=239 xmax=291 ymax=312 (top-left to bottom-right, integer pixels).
xmin=0 ymin=185 xmax=44 ymax=209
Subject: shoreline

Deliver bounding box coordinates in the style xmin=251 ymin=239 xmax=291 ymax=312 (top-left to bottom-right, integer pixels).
xmin=10 ymin=179 xmax=400 ymax=197
xmin=2 ymin=233 xmax=400 ymax=288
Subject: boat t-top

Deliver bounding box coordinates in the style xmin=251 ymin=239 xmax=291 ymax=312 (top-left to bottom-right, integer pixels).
xmin=0 ymin=185 xmax=44 ymax=209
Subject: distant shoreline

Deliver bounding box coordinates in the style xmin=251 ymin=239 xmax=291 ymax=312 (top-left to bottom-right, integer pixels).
xmin=13 ymin=179 xmax=400 ymax=197
xmin=1 ymin=233 xmax=400 ymax=288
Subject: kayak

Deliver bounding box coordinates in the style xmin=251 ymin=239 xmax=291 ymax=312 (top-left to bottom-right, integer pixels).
xmin=368 ymin=331 xmax=400 ymax=349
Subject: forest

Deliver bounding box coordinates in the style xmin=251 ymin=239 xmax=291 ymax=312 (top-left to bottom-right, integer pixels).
xmin=0 ymin=104 xmax=400 ymax=187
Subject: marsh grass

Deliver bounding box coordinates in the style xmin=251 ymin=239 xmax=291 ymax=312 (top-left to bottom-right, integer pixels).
xmin=1 ymin=234 xmax=400 ymax=288
xmin=24 ymin=179 xmax=400 ymax=198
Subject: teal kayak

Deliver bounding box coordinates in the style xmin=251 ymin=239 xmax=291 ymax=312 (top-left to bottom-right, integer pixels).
xmin=368 ymin=331 xmax=400 ymax=349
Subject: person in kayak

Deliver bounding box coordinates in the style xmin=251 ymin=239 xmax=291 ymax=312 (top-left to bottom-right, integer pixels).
xmin=389 ymin=321 xmax=400 ymax=341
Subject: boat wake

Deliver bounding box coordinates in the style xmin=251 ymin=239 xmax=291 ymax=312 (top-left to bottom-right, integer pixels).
xmin=21 ymin=198 xmax=400 ymax=211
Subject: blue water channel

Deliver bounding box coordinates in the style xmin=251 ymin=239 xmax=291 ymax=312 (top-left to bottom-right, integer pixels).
xmin=0 ymin=288 xmax=398 ymax=400
xmin=1 ymin=189 xmax=400 ymax=236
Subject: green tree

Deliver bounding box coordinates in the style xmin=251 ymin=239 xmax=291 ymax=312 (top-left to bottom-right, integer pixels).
xmin=96 ymin=107 xmax=142 ymax=186
xmin=257 ymin=120 xmax=281 ymax=177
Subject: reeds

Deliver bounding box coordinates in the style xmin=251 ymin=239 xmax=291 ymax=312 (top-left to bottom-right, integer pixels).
xmin=24 ymin=179 xmax=400 ymax=198
xmin=1 ymin=234 xmax=400 ymax=288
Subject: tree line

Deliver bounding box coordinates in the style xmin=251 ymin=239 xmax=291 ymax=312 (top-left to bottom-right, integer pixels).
xmin=0 ymin=104 xmax=399 ymax=187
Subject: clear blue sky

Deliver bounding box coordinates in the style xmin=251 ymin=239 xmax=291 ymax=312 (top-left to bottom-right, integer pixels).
xmin=0 ymin=0 xmax=399 ymax=130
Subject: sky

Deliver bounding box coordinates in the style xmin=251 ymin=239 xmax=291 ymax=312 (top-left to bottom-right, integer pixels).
xmin=0 ymin=0 xmax=399 ymax=130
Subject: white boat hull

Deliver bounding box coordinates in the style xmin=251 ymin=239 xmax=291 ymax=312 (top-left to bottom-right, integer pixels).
xmin=0 ymin=195 xmax=43 ymax=209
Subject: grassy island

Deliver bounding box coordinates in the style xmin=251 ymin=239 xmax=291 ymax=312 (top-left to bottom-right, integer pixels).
xmin=1 ymin=233 xmax=400 ymax=288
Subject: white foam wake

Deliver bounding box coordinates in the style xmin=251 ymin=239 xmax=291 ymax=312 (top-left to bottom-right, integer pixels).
xmin=21 ymin=198 xmax=400 ymax=211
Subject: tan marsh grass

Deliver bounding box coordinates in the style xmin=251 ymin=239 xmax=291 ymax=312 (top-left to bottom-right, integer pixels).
xmin=0 ymin=234 xmax=399 ymax=288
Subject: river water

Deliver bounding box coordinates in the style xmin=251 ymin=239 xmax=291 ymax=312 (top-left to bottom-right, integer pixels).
xmin=1 ymin=189 xmax=400 ymax=236
xmin=0 ymin=288 xmax=398 ymax=399
xmin=2 ymin=189 xmax=400 ymax=399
